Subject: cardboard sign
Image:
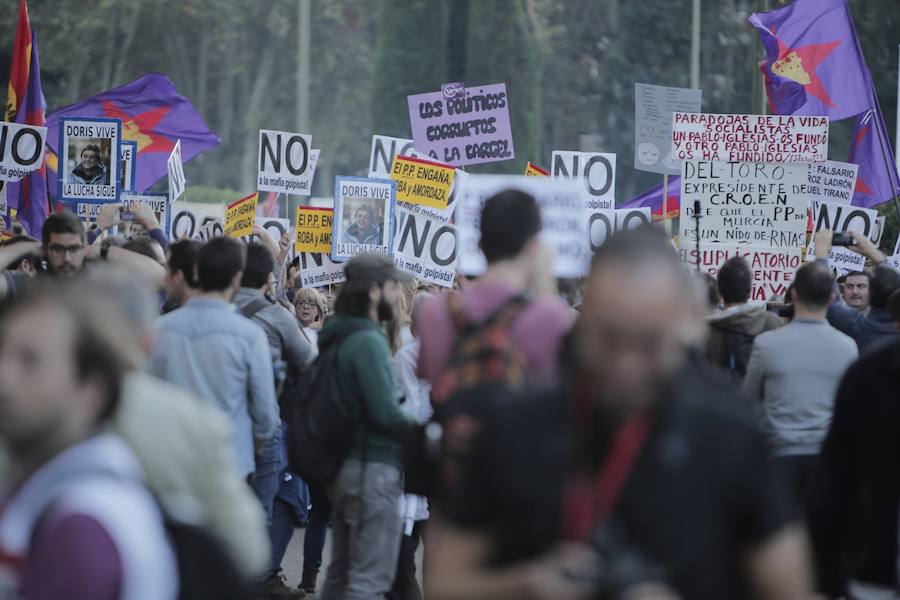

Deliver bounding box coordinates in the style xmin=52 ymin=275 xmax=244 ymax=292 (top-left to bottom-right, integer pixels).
xmin=58 ymin=118 xmax=121 ymax=202
xmin=299 ymin=252 xmax=346 ymax=288
xmin=0 ymin=121 xmax=47 ymax=181
xmin=167 ymin=139 xmax=186 ymax=202
xmin=680 ymin=160 xmax=809 ymax=248
xmin=456 ymin=175 xmax=590 ymax=278
xmin=524 ymin=162 xmax=549 ymax=177
xmin=807 ymin=200 xmax=879 ymax=275
xmin=550 ymin=151 xmax=616 ymax=211
xmin=331 ymin=176 xmax=396 ymax=261
xmin=672 ymin=113 xmax=828 ymax=163
xmin=634 ymin=83 xmax=701 ymax=175
xmin=407 ymin=82 xmax=514 ymax=167
xmin=680 ymin=244 xmax=802 ymax=301
xmin=76 ymin=192 xmax=170 ymax=234
xmin=120 ymin=141 xmax=137 ymax=192
xmin=225 ymin=192 xmax=258 ymax=238
xmin=807 ymin=160 xmax=857 ymax=206
xmin=295 ymin=206 xmax=333 ymax=253
xmin=390 ymin=155 xmax=455 ymax=210
xmin=368 ymin=135 xmax=422 ymax=179
xmin=367 ymin=134 xmax=459 ymax=223
xmin=587 ymin=207 xmax=654 ymax=252
xmin=257 ymin=129 xmax=315 ymax=195
xmin=170 ymin=202 xmax=225 ymax=239
xmin=393 ymin=209 xmax=458 ymax=288
xmin=196 ymin=218 xmax=224 ymax=242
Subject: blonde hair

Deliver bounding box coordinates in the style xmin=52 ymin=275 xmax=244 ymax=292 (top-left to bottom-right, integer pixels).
xmin=293 ymin=287 xmax=327 ymax=325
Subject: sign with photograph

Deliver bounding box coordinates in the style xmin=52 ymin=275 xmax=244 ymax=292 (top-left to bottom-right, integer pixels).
xmin=58 ymin=117 xmax=121 ymax=202
xmin=331 ymin=176 xmax=397 ymax=261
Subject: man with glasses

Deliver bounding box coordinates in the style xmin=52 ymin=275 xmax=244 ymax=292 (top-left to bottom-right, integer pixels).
xmin=0 ymin=211 xmax=166 ymax=310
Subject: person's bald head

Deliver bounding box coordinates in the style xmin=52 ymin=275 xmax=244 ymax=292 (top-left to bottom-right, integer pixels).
xmin=576 ymin=226 xmax=693 ymax=413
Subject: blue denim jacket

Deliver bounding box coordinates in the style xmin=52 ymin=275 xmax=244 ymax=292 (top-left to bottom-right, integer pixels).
xmin=150 ymin=297 xmax=278 ymax=477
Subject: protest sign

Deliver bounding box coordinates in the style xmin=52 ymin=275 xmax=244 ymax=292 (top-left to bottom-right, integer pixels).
xmin=299 ymin=252 xmax=346 ymax=288
xmin=680 ymin=160 xmax=809 ymax=248
xmin=369 ymin=134 xmax=460 ymax=223
xmin=170 ymin=202 xmax=225 ymax=239
xmin=225 ymin=192 xmax=258 ymax=238
xmin=167 ymin=139 xmax=186 ymax=202
xmin=331 ymin=176 xmax=396 ymax=261
xmin=196 ymin=218 xmax=224 ymax=242
xmin=807 ymin=160 xmax=857 ymax=206
xmin=587 ymin=207 xmax=654 ymax=251
xmin=0 ymin=121 xmax=46 ymax=181
xmin=525 ymin=162 xmax=549 ymax=177
xmin=407 ymin=82 xmax=514 ymax=167
xmin=456 ymin=175 xmax=590 ymax=278
xmin=393 ymin=209 xmax=458 ymax=288
xmin=672 ymin=113 xmax=828 ymax=163
xmin=807 ymin=200 xmax=879 ymax=275
xmin=390 ymin=155 xmax=455 ymax=210
xmin=58 ymin=117 xmax=121 ymax=202
xmin=257 ymin=217 xmax=293 ymax=243
xmin=120 ymin=141 xmax=136 ymax=192
xmin=634 ymin=83 xmax=701 ymax=175
xmin=295 ymin=206 xmax=334 ymax=253
xmin=257 ymin=129 xmax=315 ymax=195
xmin=75 ymin=191 xmax=170 ymax=234
xmin=680 ymin=244 xmax=802 ymax=301
xmin=550 ymin=151 xmax=616 ymax=210
xmin=368 ymin=135 xmax=422 ymax=179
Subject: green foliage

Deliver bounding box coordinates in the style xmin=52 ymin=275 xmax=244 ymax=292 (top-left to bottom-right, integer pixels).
xmin=371 ymin=0 xmax=449 ymax=139
xmin=465 ymin=0 xmax=542 ymax=174
xmin=185 ymin=185 xmax=242 ymax=205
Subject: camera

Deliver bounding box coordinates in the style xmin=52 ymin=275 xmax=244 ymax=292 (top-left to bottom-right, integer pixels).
xmin=563 ymin=522 xmax=669 ymax=599
xmin=831 ymin=232 xmax=856 ymax=247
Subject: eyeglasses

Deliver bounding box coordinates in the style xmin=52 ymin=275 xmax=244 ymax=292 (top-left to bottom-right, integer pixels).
xmin=296 ymin=301 xmax=318 ymax=308
xmin=47 ymin=243 xmax=85 ymax=256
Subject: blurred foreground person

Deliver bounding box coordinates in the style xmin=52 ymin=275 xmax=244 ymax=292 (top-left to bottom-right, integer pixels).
xmin=809 ymin=335 xmax=900 ymax=598
xmin=427 ymin=227 xmax=812 ymax=600
xmin=0 ymin=284 xmax=177 ymax=599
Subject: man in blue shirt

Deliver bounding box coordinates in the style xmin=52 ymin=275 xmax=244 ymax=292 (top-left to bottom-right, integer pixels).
xmin=150 ymin=237 xmax=278 ymax=481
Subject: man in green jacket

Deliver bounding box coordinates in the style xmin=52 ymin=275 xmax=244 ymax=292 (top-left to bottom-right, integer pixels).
xmin=319 ymin=253 xmax=419 ymax=600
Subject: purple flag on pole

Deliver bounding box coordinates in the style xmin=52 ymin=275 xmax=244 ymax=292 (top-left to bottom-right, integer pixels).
xmin=6 ymin=27 xmax=49 ymax=238
xmin=618 ymin=176 xmax=681 ymax=220
xmin=749 ymin=0 xmax=872 ymax=121
xmin=848 ymin=109 xmax=900 ymax=208
xmin=46 ymin=73 xmax=219 ymax=194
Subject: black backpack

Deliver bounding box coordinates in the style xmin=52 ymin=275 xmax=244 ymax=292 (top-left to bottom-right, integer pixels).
xmin=286 ymin=322 xmax=369 ymax=485
xmin=719 ymin=328 xmax=756 ymax=379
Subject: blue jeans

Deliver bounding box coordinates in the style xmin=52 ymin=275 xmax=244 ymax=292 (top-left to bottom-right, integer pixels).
xmin=303 ymin=480 xmax=333 ymax=573
xmin=252 ymin=424 xmax=287 ymax=577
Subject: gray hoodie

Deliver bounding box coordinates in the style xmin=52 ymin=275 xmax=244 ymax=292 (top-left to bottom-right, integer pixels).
xmin=706 ymin=304 xmax=784 ymax=376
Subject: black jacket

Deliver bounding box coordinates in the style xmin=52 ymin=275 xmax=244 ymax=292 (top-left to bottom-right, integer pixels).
xmin=809 ymin=339 xmax=900 ymax=596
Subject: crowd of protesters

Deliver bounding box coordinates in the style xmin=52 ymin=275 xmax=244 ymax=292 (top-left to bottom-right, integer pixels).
xmin=0 ymin=193 xmax=899 ymax=600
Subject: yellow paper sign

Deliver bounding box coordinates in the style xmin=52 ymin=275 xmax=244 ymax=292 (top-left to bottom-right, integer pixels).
xmin=295 ymin=206 xmax=334 ymax=253
xmin=524 ymin=161 xmax=549 ymax=177
xmin=225 ymin=192 xmax=258 ymax=238
xmin=390 ymin=155 xmax=455 ymax=209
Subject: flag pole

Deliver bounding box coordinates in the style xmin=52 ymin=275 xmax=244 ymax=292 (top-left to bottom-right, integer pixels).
xmin=662 ymin=173 xmax=670 ymax=235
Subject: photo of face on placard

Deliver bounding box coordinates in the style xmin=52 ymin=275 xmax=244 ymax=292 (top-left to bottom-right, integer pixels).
xmin=331 ymin=176 xmax=396 ymax=261
xmin=342 ymin=198 xmax=385 ymax=247
xmin=69 ymin=138 xmax=111 ymax=186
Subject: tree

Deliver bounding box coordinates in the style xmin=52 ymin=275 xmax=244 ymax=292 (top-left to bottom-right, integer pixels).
xmin=371 ymin=0 xmax=449 ymax=139
xmin=465 ymin=0 xmax=542 ymax=173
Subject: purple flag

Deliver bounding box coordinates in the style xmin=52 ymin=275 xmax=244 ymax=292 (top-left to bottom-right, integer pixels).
xmin=6 ymin=25 xmax=49 ymax=238
xmin=46 ymin=73 xmax=219 ymax=194
xmin=618 ymin=176 xmax=681 ymax=220
xmin=848 ymin=109 xmax=900 ymax=209
xmin=749 ymin=0 xmax=872 ymax=121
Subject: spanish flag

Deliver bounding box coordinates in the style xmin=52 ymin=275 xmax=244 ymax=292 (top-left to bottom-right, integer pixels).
xmin=5 ymin=0 xmax=49 ymax=237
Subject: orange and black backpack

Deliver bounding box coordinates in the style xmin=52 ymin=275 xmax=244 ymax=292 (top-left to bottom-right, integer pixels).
xmin=404 ymin=291 xmax=530 ymax=496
